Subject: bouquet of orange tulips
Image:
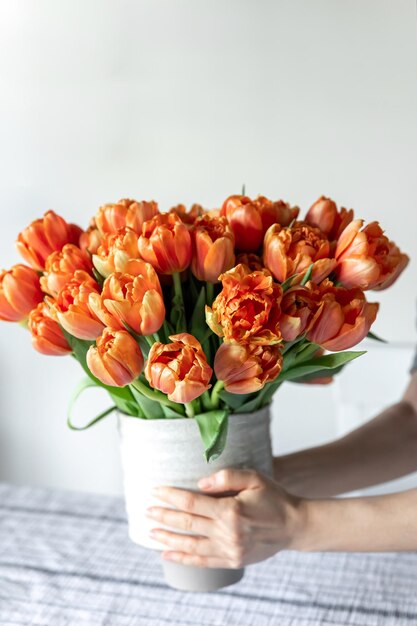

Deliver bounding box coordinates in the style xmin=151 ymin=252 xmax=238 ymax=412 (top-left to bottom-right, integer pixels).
xmin=0 ymin=195 xmax=409 ymax=461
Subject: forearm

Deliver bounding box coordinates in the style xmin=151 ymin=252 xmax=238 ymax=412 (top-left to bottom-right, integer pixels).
xmin=293 ymin=488 xmax=417 ymax=552
xmin=274 ymin=399 xmax=417 ymax=497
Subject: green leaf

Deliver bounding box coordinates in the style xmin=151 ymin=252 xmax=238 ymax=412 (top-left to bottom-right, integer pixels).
xmin=67 ymin=378 xmax=116 ymax=430
xmin=195 ymin=410 xmax=230 ymax=463
xmin=190 ymin=286 xmax=210 ymax=344
xmin=367 ymin=331 xmax=388 ymax=343
xmin=278 ymin=350 xmax=366 ymax=383
xmin=218 ymin=389 xmax=255 ymax=410
xmin=92 ymin=268 xmax=105 ymax=287
xmin=129 ymin=383 xmax=165 ymax=419
xmin=281 ymin=273 xmax=298 ymax=292
xmin=300 ymin=263 xmax=314 ymax=286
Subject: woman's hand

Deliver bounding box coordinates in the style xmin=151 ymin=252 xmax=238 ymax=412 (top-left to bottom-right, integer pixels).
xmin=146 ymin=468 xmax=305 ymax=569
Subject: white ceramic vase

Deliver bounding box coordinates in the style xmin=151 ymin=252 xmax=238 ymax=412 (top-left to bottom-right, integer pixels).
xmin=118 ymin=406 xmax=273 ymax=592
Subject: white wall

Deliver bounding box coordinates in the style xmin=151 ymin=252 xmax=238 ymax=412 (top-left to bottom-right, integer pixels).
xmin=0 ymin=0 xmax=416 ymax=495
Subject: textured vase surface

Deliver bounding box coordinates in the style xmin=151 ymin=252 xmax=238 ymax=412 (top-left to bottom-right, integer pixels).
xmin=118 ymin=406 xmax=273 ymax=592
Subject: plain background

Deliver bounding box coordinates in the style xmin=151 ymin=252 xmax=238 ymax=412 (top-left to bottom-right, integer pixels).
xmin=0 ymin=0 xmax=416 ymax=495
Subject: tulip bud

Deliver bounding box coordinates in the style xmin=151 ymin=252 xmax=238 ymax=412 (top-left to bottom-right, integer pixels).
xmin=191 ymin=215 xmax=235 ymax=283
xmin=138 ymin=213 xmax=192 ymax=274
xmin=214 ymin=342 xmax=283 ymax=393
xmin=0 ymin=264 xmax=44 ymax=322
xmin=16 ymin=210 xmax=82 ymax=270
xmin=145 ymin=333 xmax=212 ymax=403
xmin=169 ymin=203 xmax=206 ymax=226
xmin=87 ymin=328 xmax=144 ymax=386
xmin=28 ymin=302 xmax=72 ymax=356
xmin=305 ymin=196 xmax=353 ymax=240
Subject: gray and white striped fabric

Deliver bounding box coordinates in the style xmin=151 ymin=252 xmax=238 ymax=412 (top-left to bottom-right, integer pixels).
xmin=0 ymin=482 xmax=416 ymax=626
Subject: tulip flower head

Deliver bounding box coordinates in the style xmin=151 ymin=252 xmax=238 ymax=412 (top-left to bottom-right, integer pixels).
xmin=235 ymin=252 xmax=269 ymax=273
xmin=94 ymin=262 xmax=165 ymax=336
xmin=16 ymin=210 xmax=82 ymax=271
xmin=214 ymin=342 xmax=283 ymax=394
xmin=280 ymin=283 xmax=318 ymax=342
xmin=95 ymin=198 xmax=159 ymax=235
xmin=48 ymin=270 xmax=105 ymax=340
xmin=40 ymin=244 xmax=94 ymax=297
xmin=306 ymin=279 xmax=379 ymax=351
xmin=305 ymin=196 xmax=354 ymax=241
xmin=28 ymin=302 xmax=72 ymax=356
xmin=79 ymin=219 xmax=102 ymax=255
xmin=93 ymin=228 xmax=141 ymax=278
xmin=191 ymin=214 xmax=235 ymax=283
xmin=0 ymin=264 xmax=44 ymax=322
xmin=263 ymin=221 xmax=337 ymax=284
xmin=87 ymin=327 xmax=144 ymax=387
xmin=169 ymin=203 xmax=206 ymax=226
xmin=221 ymin=194 xmax=300 ymax=253
xmin=206 ymin=264 xmax=283 ymax=345
xmin=145 ymin=333 xmax=212 ymax=403
xmin=335 ymin=220 xmax=409 ymax=290
xmin=138 ymin=212 xmax=192 ymax=274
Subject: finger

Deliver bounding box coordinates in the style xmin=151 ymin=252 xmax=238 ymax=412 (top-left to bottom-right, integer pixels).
xmin=162 ymin=550 xmax=235 ymax=569
xmin=146 ymin=506 xmax=214 ymax=537
xmin=197 ymin=468 xmax=263 ymax=493
xmin=149 ymin=528 xmax=214 ymax=556
xmin=152 ymin=486 xmax=226 ymax=518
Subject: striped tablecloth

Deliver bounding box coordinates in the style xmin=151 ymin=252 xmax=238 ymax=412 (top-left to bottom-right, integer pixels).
xmin=0 ymin=483 xmax=416 ymax=626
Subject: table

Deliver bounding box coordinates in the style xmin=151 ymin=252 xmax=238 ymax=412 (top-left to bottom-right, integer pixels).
xmin=0 ymin=482 xmax=416 ymax=626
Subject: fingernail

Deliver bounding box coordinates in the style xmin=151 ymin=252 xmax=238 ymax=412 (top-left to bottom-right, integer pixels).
xmin=198 ymin=477 xmax=212 ymax=489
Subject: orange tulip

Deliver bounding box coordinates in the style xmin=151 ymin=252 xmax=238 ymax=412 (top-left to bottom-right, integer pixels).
xmin=91 ymin=262 xmax=165 ymax=336
xmin=145 ymin=333 xmax=212 ymax=403
xmin=191 ymin=215 xmax=235 ymax=283
xmin=87 ymin=327 xmax=144 ymax=387
xmin=206 ymin=264 xmax=283 ymax=345
xmin=305 ymin=196 xmax=354 ymax=241
xmin=263 ymin=221 xmax=336 ymax=284
xmin=280 ymin=284 xmax=318 ymax=341
xmin=92 ymin=228 xmax=141 ymax=278
xmin=138 ymin=213 xmax=192 ymax=274
xmin=48 ymin=270 xmax=105 ymax=340
xmin=0 ymin=264 xmax=44 ymax=322
xmin=214 ymin=342 xmax=283 ymax=393
xmin=28 ymin=302 xmax=72 ymax=356
xmin=306 ymin=279 xmax=379 ymax=351
xmin=40 ymin=244 xmax=93 ymax=297
xmin=80 ymin=220 xmax=102 ymax=255
xmin=95 ymin=199 xmax=159 ymax=235
xmin=16 ymin=211 xmax=82 ymax=271
xmin=169 ymin=203 xmax=206 ymax=226
xmin=335 ymin=220 xmax=409 ymax=290
xmin=235 ymin=253 xmax=268 ymax=273
xmin=221 ymin=195 xmax=299 ymax=252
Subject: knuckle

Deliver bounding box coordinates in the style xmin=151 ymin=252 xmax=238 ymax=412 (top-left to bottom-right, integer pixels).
xmin=184 ymin=536 xmax=197 ymax=552
xmin=181 ymin=491 xmax=196 ymax=511
xmin=183 ymin=513 xmax=194 ymax=533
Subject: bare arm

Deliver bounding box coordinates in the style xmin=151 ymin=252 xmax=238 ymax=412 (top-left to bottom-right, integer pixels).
xmin=274 ymin=371 xmax=417 ymax=497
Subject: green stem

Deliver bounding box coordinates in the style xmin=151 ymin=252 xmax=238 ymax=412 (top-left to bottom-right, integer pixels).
xmin=172 ymin=272 xmax=187 ymax=333
xmin=152 ymin=332 xmax=161 ymax=343
xmin=144 ymin=335 xmax=154 ymax=348
xmin=206 ymin=282 xmax=214 ymax=306
xmin=210 ymin=380 xmax=224 ymax=409
xmin=131 ymin=379 xmax=185 ymax=415
xmin=185 ymin=402 xmax=195 ymax=418
xmin=201 ymin=390 xmax=213 ymax=411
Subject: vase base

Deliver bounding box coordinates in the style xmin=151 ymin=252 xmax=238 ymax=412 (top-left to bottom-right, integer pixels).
xmin=161 ymin=558 xmax=244 ymax=592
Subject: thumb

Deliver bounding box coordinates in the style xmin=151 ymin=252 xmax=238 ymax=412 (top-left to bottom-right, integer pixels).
xmin=198 ymin=468 xmax=262 ymax=493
